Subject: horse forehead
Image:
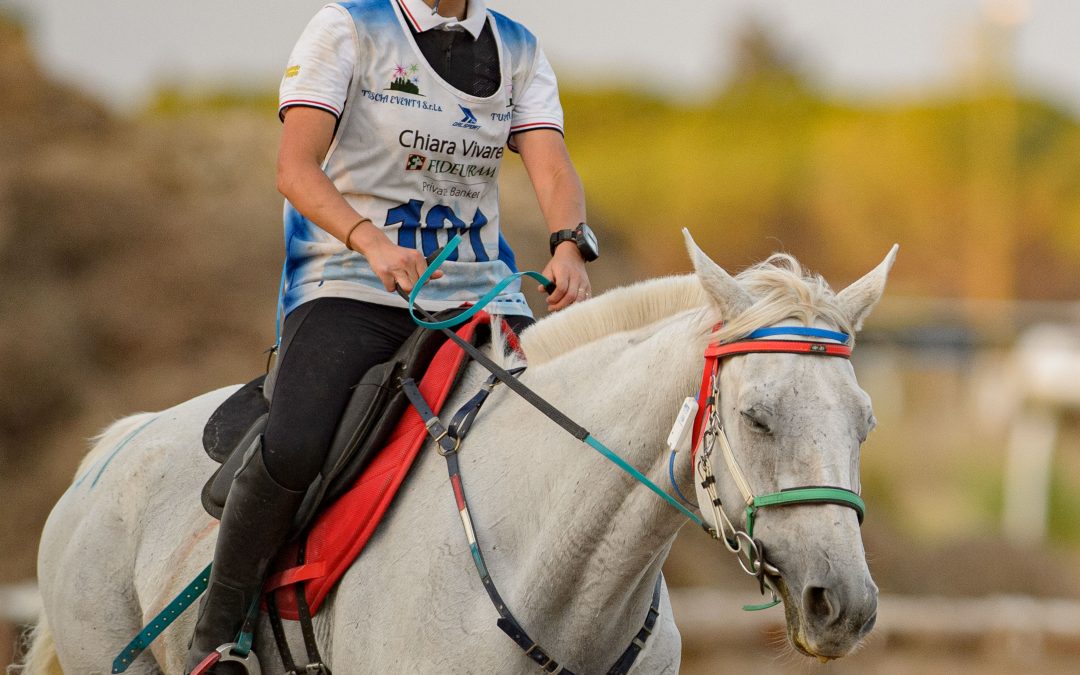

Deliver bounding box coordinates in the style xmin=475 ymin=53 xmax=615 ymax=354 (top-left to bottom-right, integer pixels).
xmin=730 ymin=353 xmax=864 ymax=411
xmin=734 ymin=349 xmax=859 ymax=397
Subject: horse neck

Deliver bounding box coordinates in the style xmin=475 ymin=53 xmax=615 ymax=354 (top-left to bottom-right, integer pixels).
xmin=502 ymin=312 xmax=706 ymax=661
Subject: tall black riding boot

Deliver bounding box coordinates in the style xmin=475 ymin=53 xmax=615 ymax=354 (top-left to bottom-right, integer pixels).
xmin=185 ymin=440 xmax=307 ymax=673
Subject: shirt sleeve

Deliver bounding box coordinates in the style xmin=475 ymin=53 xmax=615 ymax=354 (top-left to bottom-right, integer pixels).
xmin=507 ymin=45 xmax=564 ymax=152
xmin=278 ymin=5 xmax=357 ymax=121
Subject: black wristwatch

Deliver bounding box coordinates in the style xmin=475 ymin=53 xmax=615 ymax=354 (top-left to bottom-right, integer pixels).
xmin=549 ymin=222 xmax=599 ymax=262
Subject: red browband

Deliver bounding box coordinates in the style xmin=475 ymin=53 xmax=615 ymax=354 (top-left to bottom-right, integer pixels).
xmin=690 ymin=338 xmax=852 ymax=461
xmin=705 ymin=340 xmax=852 ymax=359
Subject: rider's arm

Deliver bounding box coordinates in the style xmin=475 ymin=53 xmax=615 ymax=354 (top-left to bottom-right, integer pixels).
xmin=276 ymin=106 xmax=438 ymax=292
xmin=515 ymin=129 xmax=590 ymax=312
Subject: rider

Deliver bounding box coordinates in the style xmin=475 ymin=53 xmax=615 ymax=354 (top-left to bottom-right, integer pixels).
xmin=187 ymin=0 xmax=598 ymax=669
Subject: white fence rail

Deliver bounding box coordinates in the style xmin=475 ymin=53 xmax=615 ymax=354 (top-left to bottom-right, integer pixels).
xmin=0 ymin=584 xmax=39 ymax=625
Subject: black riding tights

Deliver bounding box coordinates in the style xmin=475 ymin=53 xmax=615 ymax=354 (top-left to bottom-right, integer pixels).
xmin=262 ymin=297 xmax=532 ymax=491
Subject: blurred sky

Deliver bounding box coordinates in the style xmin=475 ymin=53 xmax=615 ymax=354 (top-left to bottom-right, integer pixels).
xmin=3 ymin=0 xmax=1077 ymax=114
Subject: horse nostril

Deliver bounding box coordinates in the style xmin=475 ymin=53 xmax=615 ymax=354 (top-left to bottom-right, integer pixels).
xmin=861 ymin=610 xmax=878 ymax=636
xmin=804 ymin=586 xmax=837 ymax=625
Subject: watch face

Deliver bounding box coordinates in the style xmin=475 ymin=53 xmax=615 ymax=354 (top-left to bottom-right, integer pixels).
xmin=575 ymin=223 xmax=599 ymax=261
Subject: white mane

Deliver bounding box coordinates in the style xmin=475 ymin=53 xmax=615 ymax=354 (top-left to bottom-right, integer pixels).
xmin=713 ymin=253 xmax=854 ymax=344
xmin=520 ymin=276 xmax=708 ymax=365
xmin=520 ymin=253 xmax=853 ymax=365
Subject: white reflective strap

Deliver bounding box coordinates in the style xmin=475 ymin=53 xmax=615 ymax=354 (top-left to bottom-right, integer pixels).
xmin=666 ymin=396 xmax=698 ymax=453
xmin=716 ymin=426 xmax=756 ymax=506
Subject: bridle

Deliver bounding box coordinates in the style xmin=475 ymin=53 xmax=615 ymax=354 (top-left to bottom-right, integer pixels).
xmin=688 ymin=326 xmax=866 ymax=610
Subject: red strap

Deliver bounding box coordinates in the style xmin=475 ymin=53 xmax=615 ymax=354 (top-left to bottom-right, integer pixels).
xmin=706 ymin=340 xmax=852 ymax=359
xmin=501 ymin=319 xmax=525 ymax=360
xmin=264 ymin=561 xmax=327 ymax=592
xmin=689 ymin=358 xmax=716 ymax=462
xmin=190 ymin=650 xmax=221 ymax=675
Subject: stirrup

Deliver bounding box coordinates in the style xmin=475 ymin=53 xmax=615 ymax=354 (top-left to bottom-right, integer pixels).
xmin=190 ymin=643 xmax=262 ymax=675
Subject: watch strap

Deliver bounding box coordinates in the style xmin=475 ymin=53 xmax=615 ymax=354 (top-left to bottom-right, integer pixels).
xmin=549 ymin=229 xmax=576 ymax=255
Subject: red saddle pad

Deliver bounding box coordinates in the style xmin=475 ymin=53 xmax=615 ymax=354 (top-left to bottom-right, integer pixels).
xmin=266 ymin=312 xmax=489 ymax=619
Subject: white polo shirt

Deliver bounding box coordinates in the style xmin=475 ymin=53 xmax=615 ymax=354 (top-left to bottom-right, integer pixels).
xmin=277 ymin=0 xmax=565 ymax=317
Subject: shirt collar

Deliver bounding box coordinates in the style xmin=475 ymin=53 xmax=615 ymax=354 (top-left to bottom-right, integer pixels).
xmin=396 ymin=0 xmax=488 ymax=40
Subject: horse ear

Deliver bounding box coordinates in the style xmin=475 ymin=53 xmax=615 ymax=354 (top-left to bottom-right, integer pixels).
xmin=683 ymin=229 xmax=752 ymax=318
xmin=835 ymin=244 xmax=899 ymax=331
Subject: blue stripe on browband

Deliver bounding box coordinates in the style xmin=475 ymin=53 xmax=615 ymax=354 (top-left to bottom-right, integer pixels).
xmin=743 ymin=327 xmax=851 ymax=343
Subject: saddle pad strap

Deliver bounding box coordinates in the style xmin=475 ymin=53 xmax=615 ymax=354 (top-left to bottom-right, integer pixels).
xmin=265 ymin=592 xmax=301 ymax=675
xmin=294 ymin=571 xmax=328 ymax=672
xmin=264 ymin=562 xmax=327 ymax=592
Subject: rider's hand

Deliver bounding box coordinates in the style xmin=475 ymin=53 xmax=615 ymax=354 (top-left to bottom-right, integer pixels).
xmin=539 ymin=242 xmax=591 ymax=312
xmin=362 ymin=236 xmax=443 ymax=293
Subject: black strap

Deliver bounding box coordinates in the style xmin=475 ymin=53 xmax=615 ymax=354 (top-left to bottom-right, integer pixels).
xmin=267 ymin=546 xmax=331 ymax=675
xmin=447 ymin=367 xmax=526 ymax=441
xmin=294 ymin=586 xmax=329 ymax=673
xmin=265 ymin=592 xmax=301 ymax=675
xmin=399 ymin=291 xmax=590 ymax=442
xmin=293 ymin=544 xmax=331 ymax=675
xmin=402 ymin=377 xmax=664 ymax=674
xmin=605 ymin=580 xmax=662 ymax=675
xmin=402 ymin=377 xmax=460 ymax=455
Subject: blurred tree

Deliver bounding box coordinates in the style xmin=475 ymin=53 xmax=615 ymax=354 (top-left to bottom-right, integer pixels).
xmin=561 ymin=17 xmax=1080 ymax=301
xmin=727 ymin=17 xmax=808 ymax=93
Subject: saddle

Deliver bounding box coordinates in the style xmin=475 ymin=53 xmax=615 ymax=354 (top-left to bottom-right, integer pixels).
xmin=200 ymin=307 xmax=476 ymax=536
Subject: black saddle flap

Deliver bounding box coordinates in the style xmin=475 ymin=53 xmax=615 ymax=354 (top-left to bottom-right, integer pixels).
xmin=203 ymin=375 xmax=269 ymax=463
xmin=201 ymin=415 xmax=267 ymax=520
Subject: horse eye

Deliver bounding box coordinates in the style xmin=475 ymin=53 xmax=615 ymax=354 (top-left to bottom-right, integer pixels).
xmin=740 ymin=409 xmax=772 ymax=434
xmin=858 ymin=414 xmax=877 ymax=443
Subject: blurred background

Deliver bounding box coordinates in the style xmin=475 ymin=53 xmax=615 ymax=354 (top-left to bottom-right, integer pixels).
xmin=2 ymin=0 xmax=1080 ymax=672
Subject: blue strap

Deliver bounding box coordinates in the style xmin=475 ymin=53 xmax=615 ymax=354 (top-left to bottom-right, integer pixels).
xmin=668 ymin=451 xmax=695 ymax=507
xmin=407 ymin=234 xmax=552 ymax=330
xmin=112 ymin=563 xmax=212 ymax=673
xmin=742 ymin=326 xmax=850 ymax=343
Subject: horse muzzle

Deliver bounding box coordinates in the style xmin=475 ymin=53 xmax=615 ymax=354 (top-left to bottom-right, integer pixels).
xmin=776 ymin=562 xmax=878 ymax=659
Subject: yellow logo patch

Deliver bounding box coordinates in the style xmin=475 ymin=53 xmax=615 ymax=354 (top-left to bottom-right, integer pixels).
xmin=285 ymin=65 xmax=301 ymax=79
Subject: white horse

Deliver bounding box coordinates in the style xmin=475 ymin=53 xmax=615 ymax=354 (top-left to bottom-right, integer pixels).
xmin=26 ymin=234 xmax=894 ymax=674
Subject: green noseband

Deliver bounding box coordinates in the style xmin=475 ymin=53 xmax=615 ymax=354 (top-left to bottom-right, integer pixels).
xmin=745 ymin=486 xmax=866 ymax=538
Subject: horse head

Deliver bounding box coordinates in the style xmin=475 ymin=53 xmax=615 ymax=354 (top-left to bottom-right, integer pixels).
xmin=685 ymin=231 xmax=897 ymax=660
